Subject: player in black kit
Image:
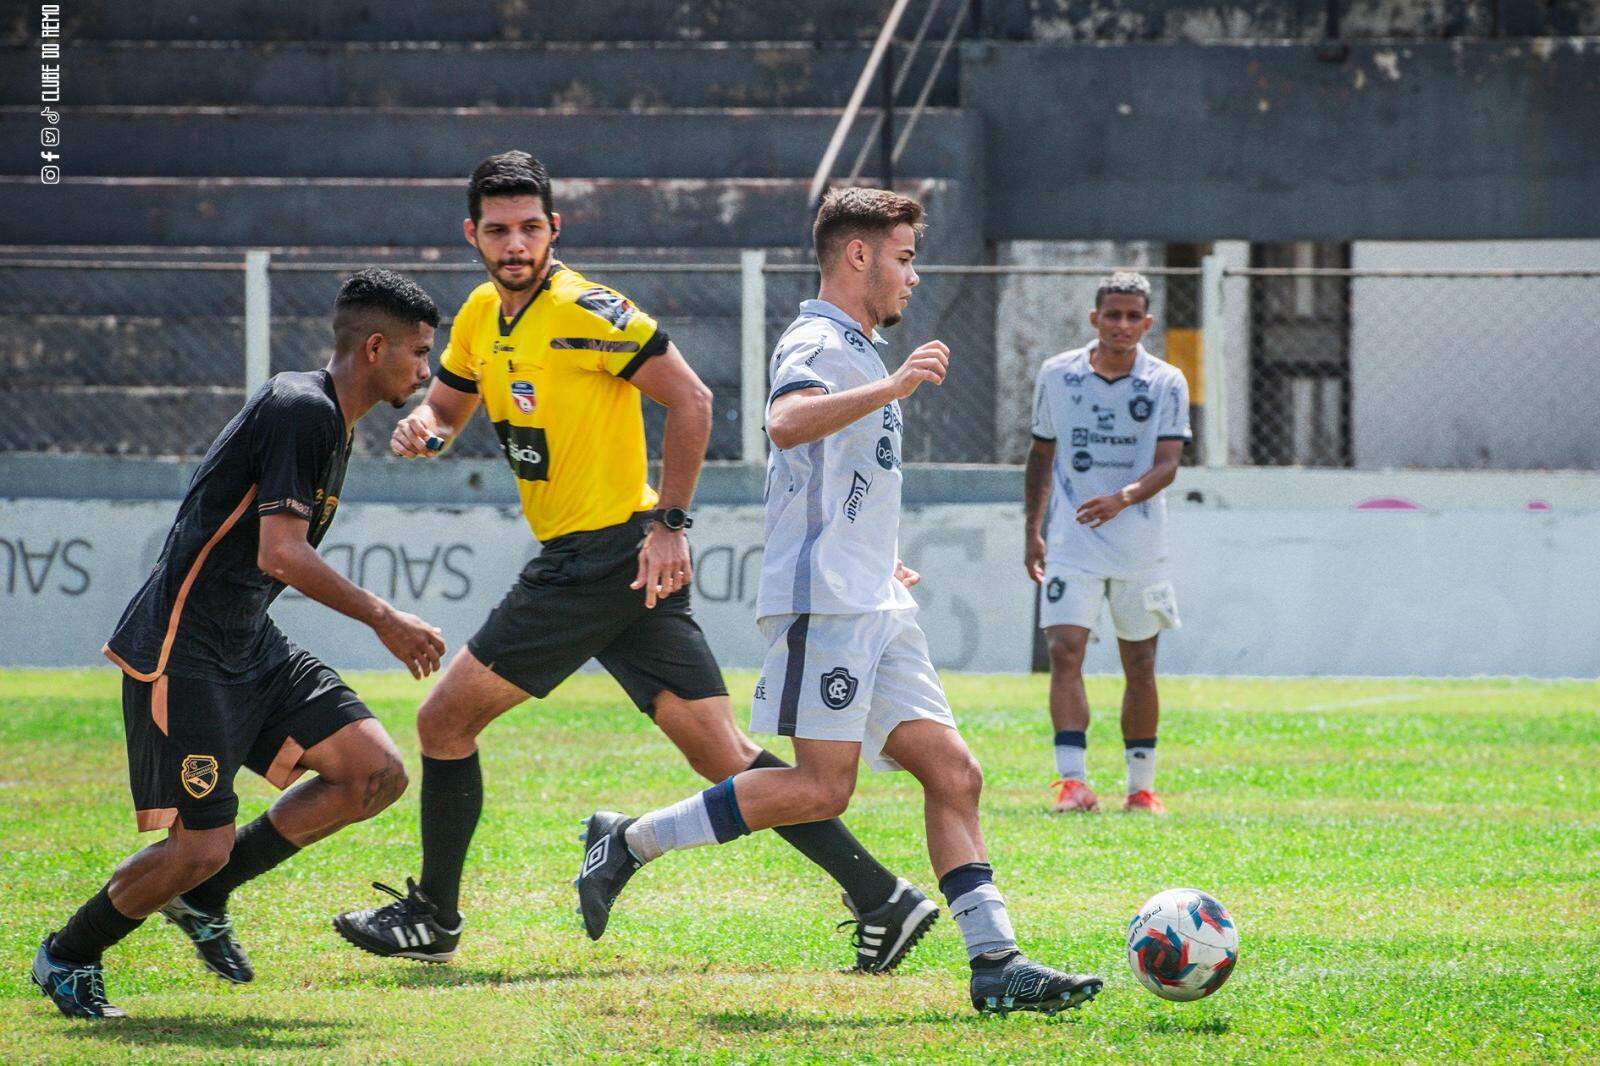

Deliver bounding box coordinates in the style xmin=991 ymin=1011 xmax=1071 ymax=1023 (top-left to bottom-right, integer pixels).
xmin=31 ymin=269 xmax=447 ymax=1019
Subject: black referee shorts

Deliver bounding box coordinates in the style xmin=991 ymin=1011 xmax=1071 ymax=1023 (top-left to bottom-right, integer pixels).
xmin=121 ymin=647 xmax=372 ymax=833
xmin=468 ymin=512 xmax=728 ymax=714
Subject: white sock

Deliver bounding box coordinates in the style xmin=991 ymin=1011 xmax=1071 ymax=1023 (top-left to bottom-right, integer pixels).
xmin=948 ymin=884 xmax=1019 ymax=960
xmin=1125 ymin=739 xmax=1157 ymax=794
xmin=1054 ymin=730 xmax=1087 ymax=780
xmin=624 ymin=793 xmax=716 ymax=865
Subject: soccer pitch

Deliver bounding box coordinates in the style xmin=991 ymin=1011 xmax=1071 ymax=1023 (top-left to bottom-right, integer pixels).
xmin=2 ymin=669 xmax=1596 ymax=1064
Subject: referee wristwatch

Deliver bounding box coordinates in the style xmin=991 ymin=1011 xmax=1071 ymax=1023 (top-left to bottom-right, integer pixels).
xmin=651 ymin=506 xmax=693 ymax=531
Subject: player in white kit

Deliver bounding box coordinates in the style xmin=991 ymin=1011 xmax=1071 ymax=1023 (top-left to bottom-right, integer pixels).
xmin=1023 ymin=272 xmax=1191 ymax=815
xmin=576 ymin=188 xmax=1102 ymax=1016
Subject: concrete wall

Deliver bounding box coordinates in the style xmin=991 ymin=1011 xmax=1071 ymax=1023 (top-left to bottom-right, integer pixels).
xmin=962 ymin=39 xmax=1600 ymax=242
xmin=6 ymin=465 xmax=1599 ymax=679
xmin=1349 ymin=240 xmax=1600 ymax=470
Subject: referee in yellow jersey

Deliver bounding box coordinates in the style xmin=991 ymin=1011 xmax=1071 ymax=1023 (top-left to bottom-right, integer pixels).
xmin=334 ymin=153 xmax=934 ymax=972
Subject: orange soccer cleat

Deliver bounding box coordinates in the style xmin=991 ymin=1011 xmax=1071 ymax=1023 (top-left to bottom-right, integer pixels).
xmin=1123 ymin=790 xmax=1167 ymax=815
xmin=1050 ymin=778 xmax=1100 ymax=813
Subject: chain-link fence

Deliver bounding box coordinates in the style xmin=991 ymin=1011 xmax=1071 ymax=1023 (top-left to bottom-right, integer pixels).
xmin=5 ymin=251 xmax=1598 ymax=472
xmin=1224 ymin=266 xmax=1600 ymax=470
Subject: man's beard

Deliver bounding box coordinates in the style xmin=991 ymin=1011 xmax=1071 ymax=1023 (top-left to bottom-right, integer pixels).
xmin=880 ymin=310 xmax=903 ymax=328
xmin=489 ymin=246 xmax=549 ymax=292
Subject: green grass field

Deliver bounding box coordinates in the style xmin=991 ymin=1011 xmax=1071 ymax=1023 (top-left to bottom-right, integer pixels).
xmin=1 ymin=668 xmax=1597 ymax=1063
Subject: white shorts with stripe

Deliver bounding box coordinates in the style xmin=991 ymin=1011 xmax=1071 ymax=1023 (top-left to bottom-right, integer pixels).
xmin=750 ymin=608 xmax=957 ymax=772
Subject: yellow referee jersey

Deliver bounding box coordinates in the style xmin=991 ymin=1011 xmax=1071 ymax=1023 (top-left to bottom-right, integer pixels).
xmin=437 ymin=263 xmax=666 ymax=542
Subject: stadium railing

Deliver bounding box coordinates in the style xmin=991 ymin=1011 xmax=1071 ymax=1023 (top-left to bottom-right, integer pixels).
xmin=3 ymin=252 xmax=1598 ymax=471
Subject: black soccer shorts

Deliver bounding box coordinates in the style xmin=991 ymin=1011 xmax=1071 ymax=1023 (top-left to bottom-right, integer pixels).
xmin=468 ymin=512 xmax=728 ymax=714
xmin=121 ymin=647 xmax=372 ymax=832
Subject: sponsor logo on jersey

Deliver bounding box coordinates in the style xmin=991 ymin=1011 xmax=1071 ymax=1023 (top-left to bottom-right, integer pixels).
xmin=1094 ymin=404 xmax=1116 ymax=431
xmin=820 ymin=667 xmax=858 ymax=709
xmin=1132 ymin=377 xmax=1151 ymax=393
xmin=1072 ymin=428 xmax=1090 ymax=446
xmin=1129 ymin=395 xmax=1154 ymax=422
xmin=492 ymin=421 xmax=550 ymax=482
xmin=845 ymin=331 xmax=866 ymax=351
xmin=1072 ymin=450 xmax=1094 ymax=472
xmin=511 ymin=380 xmax=537 ymax=414
xmin=875 ymin=436 xmax=899 ymax=471
xmin=575 ymin=287 xmax=637 ymax=331
xmin=753 ymin=676 xmax=768 ymax=701
xmin=1092 ymin=432 xmax=1136 ymax=445
xmin=1046 ymin=576 xmax=1066 ymax=602
xmin=843 ymin=471 xmax=872 ymax=522
xmin=1062 ymin=372 xmax=1085 ymax=387
xmin=181 ymin=755 xmax=219 ymax=799
xmin=882 ymin=403 xmax=903 ymax=433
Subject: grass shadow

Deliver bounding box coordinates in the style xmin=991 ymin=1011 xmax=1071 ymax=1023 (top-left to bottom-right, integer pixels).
xmin=63 ymin=1014 xmax=349 ymax=1052
xmin=1148 ymin=1012 xmax=1232 ymax=1035
xmin=331 ymin=962 xmax=693 ymax=990
xmin=700 ymin=1008 xmax=1003 ymax=1033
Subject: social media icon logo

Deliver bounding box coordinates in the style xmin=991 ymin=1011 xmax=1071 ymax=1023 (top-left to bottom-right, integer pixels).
xmin=40 ymin=165 xmax=60 ymax=184
xmin=41 ymin=108 xmax=59 ymax=124
xmin=41 ymin=128 xmax=59 ymax=146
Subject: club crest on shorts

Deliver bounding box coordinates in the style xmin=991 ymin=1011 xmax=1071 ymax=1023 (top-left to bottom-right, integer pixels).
xmin=1046 ymin=576 xmax=1066 ymax=603
xmin=180 ymin=754 xmax=219 ymax=799
xmin=820 ymin=667 xmax=858 ymax=709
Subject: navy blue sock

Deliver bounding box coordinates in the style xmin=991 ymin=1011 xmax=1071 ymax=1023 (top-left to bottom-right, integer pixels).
xmin=700 ymin=778 xmax=750 ymax=843
xmin=937 ymin=861 xmax=995 ymax=906
xmin=1054 ymin=730 xmax=1087 ymax=748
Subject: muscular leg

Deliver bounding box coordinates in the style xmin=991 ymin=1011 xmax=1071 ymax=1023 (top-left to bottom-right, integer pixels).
xmin=878 ymin=719 xmax=1016 ymax=963
xmin=649 ymin=693 xmax=903 ymax=913
xmin=413 ymin=647 xmax=531 ymax=924
xmin=878 ymin=719 xmax=986 ymax=879
xmin=1117 ymin=635 xmax=1161 ymax=797
xmin=1046 ymin=625 xmax=1092 ymax=735
xmin=1116 ymin=635 xmax=1160 ymax=742
xmin=184 ymin=719 xmax=408 ymax=915
xmin=48 ymin=822 xmax=236 ymax=967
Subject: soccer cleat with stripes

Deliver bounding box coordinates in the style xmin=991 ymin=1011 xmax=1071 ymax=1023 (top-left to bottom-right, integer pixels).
xmin=332 ymin=879 xmax=462 ymax=963
xmin=31 ymin=937 xmax=126 ymax=1019
xmin=970 ymin=953 xmax=1102 ymax=1017
xmin=160 ymin=894 xmax=253 ymax=983
xmin=576 ymin=811 xmax=641 ymax=941
xmin=839 ymin=878 xmax=939 ymax=973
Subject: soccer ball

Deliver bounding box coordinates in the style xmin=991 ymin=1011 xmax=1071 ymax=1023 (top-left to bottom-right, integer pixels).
xmin=1126 ymin=888 xmax=1239 ymax=1001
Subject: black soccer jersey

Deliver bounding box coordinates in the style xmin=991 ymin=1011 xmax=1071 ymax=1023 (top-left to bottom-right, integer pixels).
xmin=105 ymin=370 xmax=352 ymax=684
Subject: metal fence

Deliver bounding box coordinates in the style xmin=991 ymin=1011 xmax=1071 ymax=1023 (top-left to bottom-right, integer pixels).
xmin=4 ymin=252 xmax=1599 ymax=471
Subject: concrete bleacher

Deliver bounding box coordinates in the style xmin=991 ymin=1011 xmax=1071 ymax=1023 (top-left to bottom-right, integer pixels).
xmin=1 ymin=0 xmax=984 ymax=458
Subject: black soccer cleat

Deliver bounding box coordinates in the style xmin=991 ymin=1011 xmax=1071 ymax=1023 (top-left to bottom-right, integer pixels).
xmin=332 ymin=879 xmax=462 ymax=963
xmin=970 ymin=953 xmax=1103 ymax=1017
xmin=160 ymin=894 xmax=253 ymax=983
xmin=575 ymin=811 xmax=641 ymax=941
xmin=31 ymin=937 xmax=126 ymax=1019
xmin=839 ymin=878 xmax=939 ymax=973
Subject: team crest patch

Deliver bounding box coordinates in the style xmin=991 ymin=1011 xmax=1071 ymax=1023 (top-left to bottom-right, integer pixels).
xmin=511 ymin=380 xmax=537 ymax=414
xmin=1129 ymin=396 xmax=1154 ymax=422
xmin=181 ymin=755 xmax=219 ymax=799
xmin=1046 ymin=577 xmax=1066 ymax=603
xmin=820 ymin=667 xmax=858 ymax=710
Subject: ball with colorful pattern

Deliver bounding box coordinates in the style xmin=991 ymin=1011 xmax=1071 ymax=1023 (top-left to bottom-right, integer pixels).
xmin=1126 ymin=888 xmax=1239 ymax=1002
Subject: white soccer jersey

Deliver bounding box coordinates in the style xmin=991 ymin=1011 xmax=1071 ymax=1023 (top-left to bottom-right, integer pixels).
xmin=1031 ymin=343 xmax=1191 ymax=579
xmin=757 ymin=300 xmax=914 ymax=619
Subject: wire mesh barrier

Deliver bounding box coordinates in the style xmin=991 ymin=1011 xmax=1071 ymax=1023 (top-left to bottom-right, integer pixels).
xmin=3 ymin=253 xmax=1597 ymax=471
xmin=1222 ymin=267 xmax=1600 ymax=470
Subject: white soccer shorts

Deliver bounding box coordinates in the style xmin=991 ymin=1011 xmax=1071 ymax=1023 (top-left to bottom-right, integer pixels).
xmin=750 ymin=608 xmax=957 ymax=772
xmin=1037 ymin=563 xmax=1180 ymax=642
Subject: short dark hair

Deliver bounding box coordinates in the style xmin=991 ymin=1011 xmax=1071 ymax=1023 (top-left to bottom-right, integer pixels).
xmin=812 ymin=187 xmax=925 ymax=265
xmin=332 ymin=267 xmax=439 ymax=354
xmin=468 ymin=151 xmax=554 ymax=223
xmin=1095 ymin=271 xmax=1152 ymax=310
